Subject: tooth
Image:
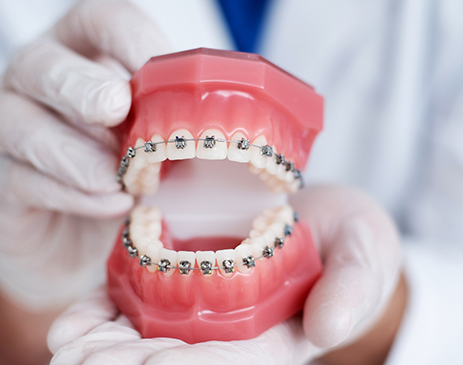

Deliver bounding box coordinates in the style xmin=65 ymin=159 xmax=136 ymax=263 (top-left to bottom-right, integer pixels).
xmin=146 ymin=243 xmax=161 ymax=273
xmin=276 ymin=164 xmax=287 ymax=180
xmin=159 ymin=248 xmax=177 ymax=277
xmin=278 ymin=205 xmax=295 ymax=225
xmin=228 ymin=132 xmax=250 ymax=163
xmin=250 ymin=136 xmax=269 ymax=169
xmin=130 ymin=225 xmax=146 ymax=243
xmin=262 ymin=229 xmax=277 ymax=246
xmin=265 ymin=148 xmax=278 ymax=175
xmin=166 ymin=129 xmax=196 ymax=160
xmin=252 ymin=215 xmax=271 ymax=232
xmin=235 ymin=241 xmax=254 ymax=274
xmin=269 ymin=222 xmax=285 ymax=238
xmin=146 ymin=134 xmax=167 ymax=163
xmin=249 ymin=229 xmax=262 ymax=239
xmin=248 ymin=164 xmax=262 ymax=175
xmin=262 ymin=206 xmax=279 ymax=218
xmin=195 ymin=251 xmax=216 ymax=276
xmin=250 ymin=236 xmax=267 ymax=261
xmin=259 ymin=171 xmax=271 ymax=181
xmin=285 ymin=171 xmax=295 ymax=183
xmin=288 ymin=180 xmax=300 ymax=193
xmin=177 ymin=251 xmax=196 ymax=276
xmin=136 ymin=237 xmax=151 ymax=256
xmin=146 ymin=221 xmax=162 ymax=240
xmin=216 ymin=249 xmax=236 ymax=276
xmin=133 ymin=138 xmax=148 ymax=169
xmin=196 ymin=129 xmax=227 ymax=160
xmin=146 ymin=206 xmax=162 ymax=220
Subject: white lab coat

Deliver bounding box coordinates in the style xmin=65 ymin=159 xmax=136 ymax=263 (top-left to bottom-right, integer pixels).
xmin=1 ymin=0 xmax=463 ymax=363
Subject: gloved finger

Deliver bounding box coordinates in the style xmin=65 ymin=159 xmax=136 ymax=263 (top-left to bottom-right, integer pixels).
xmin=0 ymin=155 xmax=133 ymax=218
xmin=145 ymin=317 xmax=322 ymax=365
xmin=53 ymin=0 xmax=172 ymax=73
xmin=51 ymin=317 xmax=182 ymax=365
xmin=4 ymin=40 xmax=131 ymax=127
xmin=48 ymin=286 xmax=118 ymax=354
xmin=0 ymin=91 xmax=120 ymax=193
xmin=289 ymin=186 xmax=400 ymax=348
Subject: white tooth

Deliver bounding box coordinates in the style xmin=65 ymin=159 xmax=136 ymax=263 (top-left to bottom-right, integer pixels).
xmin=262 ymin=207 xmax=279 ymax=218
xmin=278 ymin=205 xmax=294 ymax=225
xmin=177 ymin=251 xmax=196 ymax=276
xmin=131 ymin=205 xmax=149 ymax=221
xmin=250 ymin=135 xmax=268 ymax=169
xmin=259 ymin=171 xmax=271 ymax=181
xmin=265 ymin=148 xmax=278 ymax=175
xmin=130 ymin=225 xmax=146 ymax=243
xmin=195 ymin=251 xmax=216 ymax=276
xmin=285 ymin=170 xmax=295 ymax=183
xmin=288 ymin=180 xmax=300 ymax=193
xmin=146 ymin=134 xmax=167 ymax=163
xmin=146 ymin=221 xmax=162 ymax=239
xmin=159 ymin=248 xmax=177 ymax=277
xmin=151 ymin=239 xmax=164 ymax=249
xmin=276 ymin=164 xmax=287 ymax=180
xmin=146 ymin=206 xmax=162 ymax=220
xmin=196 ymin=129 xmax=227 ymax=160
xmin=249 ymin=229 xmax=262 ymax=239
xmin=252 ymin=215 xmax=271 ymax=232
xmin=216 ymin=249 xmax=236 ymax=276
xmin=133 ymin=138 xmax=148 ymax=169
xmin=146 ymin=243 xmax=161 ymax=273
xmin=269 ymin=222 xmax=285 ymax=238
xmin=248 ymin=164 xmax=262 ymax=175
xmin=228 ymin=132 xmax=250 ymax=163
xmin=166 ymin=129 xmax=195 ymax=160
xmin=136 ymin=237 xmax=151 ymax=256
xmin=262 ymin=229 xmax=277 ymax=246
xmin=235 ymin=241 xmax=254 ymax=274
xmin=250 ymin=236 xmax=267 ymax=261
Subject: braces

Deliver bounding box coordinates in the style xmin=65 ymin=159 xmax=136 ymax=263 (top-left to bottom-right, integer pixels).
xmin=121 ymin=212 xmax=299 ymax=275
xmin=117 ymin=136 xmax=304 ymax=189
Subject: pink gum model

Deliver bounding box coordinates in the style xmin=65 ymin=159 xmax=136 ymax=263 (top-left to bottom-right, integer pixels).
xmin=108 ymin=48 xmax=324 ymax=343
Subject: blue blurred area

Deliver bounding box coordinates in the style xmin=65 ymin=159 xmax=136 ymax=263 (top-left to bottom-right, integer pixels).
xmin=216 ymin=0 xmax=270 ymax=53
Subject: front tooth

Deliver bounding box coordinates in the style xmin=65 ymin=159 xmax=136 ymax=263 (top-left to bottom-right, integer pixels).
xmin=250 ymin=236 xmax=267 ymax=261
xmin=196 ymin=129 xmax=227 ymax=160
xmin=159 ymin=248 xmax=177 ymax=277
xmin=228 ymin=132 xmax=250 ymax=163
xmin=146 ymin=221 xmax=162 ymax=240
xmin=146 ymin=134 xmax=167 ymax=163
xmin=146 ymin=243 xmax=161 ymax=273
xmin=133 ymin=138 xmax=148 ymax=169
xmin=276 ymin=164 xmax=287 ymax=181
xmin=216 ymin=249 xmax=236 ymax=276
xmin=195 ymin=251 xmax=216 ymax=276
xmin=166 ymin=129 xmax=196 ymax=160
xmin=177 ymin=251 xmax=196 ymax=276
xmin=235 ymin=241 xmax=255 ymax=274
xmin=250 ymin=136 xmax=269 ymax=169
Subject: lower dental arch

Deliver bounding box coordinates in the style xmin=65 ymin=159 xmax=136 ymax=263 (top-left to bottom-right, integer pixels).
xmin=121 ymin=211 xmax=300 ymax=276
xmin=117 ymin=135 xmax=304 ymax=190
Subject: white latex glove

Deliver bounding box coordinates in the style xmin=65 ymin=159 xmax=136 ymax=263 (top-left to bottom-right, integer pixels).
xmin=0 ymin=0 xmax=171 ymax=310
xmin=48 ymin=186 xmax=401 ymax=365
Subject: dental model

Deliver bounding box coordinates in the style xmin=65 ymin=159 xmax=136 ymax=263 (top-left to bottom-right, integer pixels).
xmin=107 ymin=48 xmax=324 ymax=344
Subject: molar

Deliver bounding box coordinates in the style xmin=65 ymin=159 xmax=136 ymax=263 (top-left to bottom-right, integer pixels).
xmin=177 ymin=251 xmax=196 ymax=276
xmin=195 ymin=251 xmax=216 ymax=276
xmin=136 ymin=237 xmax=151 ymax=256
xmin=146 ymin=134 xmax=167 ymax=163
xmin=166 ymin=129 xmax=196 ymax=160
xmin=196 ymin=129 xmax=227 ymax=160
xmin=227 ymin=132 xmax=250 ymax=163
xmin=235 ymin=240 xmax=254 ymax=274
xmin=249 ymin=135 xmax=269 ymax=169
xmin=216 ymin=249 xmax=236 ymax=276
xmin=159 ymin=248 xmax=177 ymax=277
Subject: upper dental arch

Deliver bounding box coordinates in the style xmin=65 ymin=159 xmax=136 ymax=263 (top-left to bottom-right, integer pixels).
xmin=117 ymin=136 xmax=304 ymax=189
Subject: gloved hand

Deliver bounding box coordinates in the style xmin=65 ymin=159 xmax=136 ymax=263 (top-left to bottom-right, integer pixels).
xmin=0 ymin=0 xmax=170 ymax=311
xmin=48 ymin=186 xmax=402 ymax=365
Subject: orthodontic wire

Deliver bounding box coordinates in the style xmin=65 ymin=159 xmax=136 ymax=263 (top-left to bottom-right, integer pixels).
xmin=122 ymin=212 xmax=298 ymax=274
